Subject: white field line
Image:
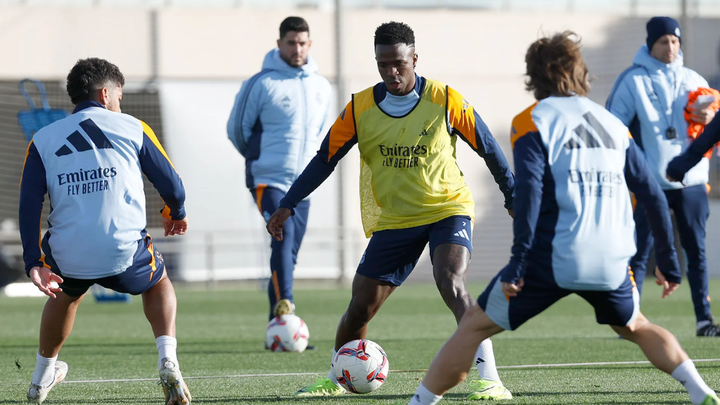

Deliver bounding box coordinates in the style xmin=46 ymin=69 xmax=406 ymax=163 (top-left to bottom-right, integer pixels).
xmin=56 ymin=358 xmax=720 ymax=384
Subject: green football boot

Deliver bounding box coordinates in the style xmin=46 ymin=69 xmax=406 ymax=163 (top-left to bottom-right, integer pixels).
xmin=294 ymin=377 xmax=346 ymax=397
xmin=467 ymin=379 xmax=513 ymax=400
xmin=700 ymin=393 xmax=720 ymax=405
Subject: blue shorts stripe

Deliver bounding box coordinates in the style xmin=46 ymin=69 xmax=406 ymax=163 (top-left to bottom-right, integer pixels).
xmin=478 ymin=266 xmax=639 ymax=330
xmin=46 ymin=236 xmax=165 ymax=297
xmin=357 ymin=215 xmax=472 ymax=286
xmin=479 ymin=275 xmax=512 ymax=330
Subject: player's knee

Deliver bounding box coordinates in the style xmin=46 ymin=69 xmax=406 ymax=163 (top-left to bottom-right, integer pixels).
xmin=614 ymin=312 xmax=650 ymax=338
xmin=436 ymin=275 xmax=465 ymax=299
xmin=345 ymin=302 xmax=375 ymax=325
xmin=57 ymin=291 xmax=85 ymax=307
xmin=460 ymin=305 xmax=501 ymax=335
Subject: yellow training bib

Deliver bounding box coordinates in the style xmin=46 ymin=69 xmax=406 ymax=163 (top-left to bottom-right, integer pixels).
xmin=353 ymin=79 xmax=475 ymax=237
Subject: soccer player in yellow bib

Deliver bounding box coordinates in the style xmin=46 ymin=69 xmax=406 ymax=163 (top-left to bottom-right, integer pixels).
xmin=266 ymin=22 xmax=515 ymax=400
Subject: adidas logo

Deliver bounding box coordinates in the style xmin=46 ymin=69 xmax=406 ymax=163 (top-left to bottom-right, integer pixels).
xmin=563 ymin=112 xmax=616 ymax=150
xmin=475 ymin=357 xmax=485 ymax=365
xmin=55 ymin=118 xmax=114 ymax=157
xmin=419 ymin=129 xmax=429 ymax=136
xmin=453 ymin=229 xmax=470 ymax=241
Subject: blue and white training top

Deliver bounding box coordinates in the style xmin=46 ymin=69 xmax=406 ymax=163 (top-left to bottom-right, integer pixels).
xmin=227 ymin=48 xmax=333 ymax=193
xmin=19 ymin=101 xmax=186 ymax=279
xmin=503 ymin=96 xmax=681 ymax=291
xmin=606 ymin=45 xmax=709 ymax=190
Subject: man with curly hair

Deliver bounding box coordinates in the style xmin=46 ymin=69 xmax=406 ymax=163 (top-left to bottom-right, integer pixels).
xmin=266 ymin=21 xmax=515 ymax=400
xmin=405 ymin=32 xmax=719 ymax=405
xmin=20 ymin=57 xmax=191 ymax=405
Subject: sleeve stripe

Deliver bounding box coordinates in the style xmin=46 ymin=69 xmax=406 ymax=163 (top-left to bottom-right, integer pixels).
xmin=255 ymin=184 xmax=267 ymax=213
xmin=447 ymin=87 xmax=477 ymax=149
xmin=161 ymin=205 xmax=172 ymax=220
xmin=234 ymin=70 xmax=270 ymax=139
xmin=141 ymin=120 xmax=175 ymax=169
xmin=327 ymin=100 xmax=357 ymax=162
xmin=19 ymin=141 xmax=34 ymax=189
xmin=606 ymin=64 xmax=641 ymax=110
xmin=38 ymin=224 xmax=45 ymax=267
xmin=510 ymin=103 xmax=539 ymax=149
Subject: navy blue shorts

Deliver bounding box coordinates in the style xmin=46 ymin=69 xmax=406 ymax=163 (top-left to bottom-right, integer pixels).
xmin=43 ymin=235 xmax=165 ymax=297
xmin=477 ymin=266 xmax=639 ymax=330
xmin=356 ymin=215 xmax=473 ymax=286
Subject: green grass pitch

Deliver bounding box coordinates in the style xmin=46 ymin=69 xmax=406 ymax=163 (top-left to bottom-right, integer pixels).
xmin=1 ymin=279 xmax=719 ymax=404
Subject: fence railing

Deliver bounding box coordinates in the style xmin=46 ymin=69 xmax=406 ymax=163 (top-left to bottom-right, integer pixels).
xmin=1 ymin=0 xmax=719 ymax=16
xmin=0 ymin=227 xmax=368 ymax=286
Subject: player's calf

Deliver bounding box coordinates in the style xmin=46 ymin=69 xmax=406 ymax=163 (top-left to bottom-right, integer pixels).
xmin=614 ymin=315 xmax=717 ymax=405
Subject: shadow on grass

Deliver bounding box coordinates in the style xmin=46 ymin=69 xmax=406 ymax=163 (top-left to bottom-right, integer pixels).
xmin=0 ymin=391 xmax=691 ymax=404
xmin=1 ymin=341 xmax=271 ymax=355
xmin=157 ymin=393 xmax=465 ymax=403
xmin=511 ymin=390 xmax=687 ymax=404
xmin=0 ymin=399 xmax=158 ymax=404
xmin=501 ymin=363 xmax=718 ymax=371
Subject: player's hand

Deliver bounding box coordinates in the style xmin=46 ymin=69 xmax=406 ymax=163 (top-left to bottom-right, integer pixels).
xmin=690 ymin=106 xmax=716 ymax=125
xmin=501 ymin=278 xmax=524 ymax=297
xmin=266 ymin=208 xmax=292 ymax=241
xmin=655 ymin=267 xmax=679 ymax=299
xmin=29 ymin=266 xmax=63 ymax=299
xmin=162 ymin=217 xmax=188 ymax=237
xmin=507 ymin=209 xmax=514 ymax=218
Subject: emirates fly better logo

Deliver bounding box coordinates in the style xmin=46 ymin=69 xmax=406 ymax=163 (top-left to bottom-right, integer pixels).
xmin=54 ymin=118 xmax=117 ymax=196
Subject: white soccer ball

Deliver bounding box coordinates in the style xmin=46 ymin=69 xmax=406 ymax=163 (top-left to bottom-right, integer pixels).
xmin=265 ymin=314 xmax=309 ymax=353
xmin=332 ymin=339 xmax=389 ymax=394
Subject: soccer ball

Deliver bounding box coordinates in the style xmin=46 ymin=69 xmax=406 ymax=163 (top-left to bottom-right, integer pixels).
xmin=332 ymin=339 xmax=389 ymax=394
xmin=265 ymin=314 xmax=309 ymax=352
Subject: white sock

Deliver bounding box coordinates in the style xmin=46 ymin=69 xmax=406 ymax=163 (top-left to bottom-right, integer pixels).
xmin=671 ymin=359 xmax=715 ymax=404
xmin=408 ymin=383 xmax=443 ymax=405
xmin=32 ymin=352 xmax=57 ymax=387
xmin=475 ymin=338 xmax=501 ymax=383
xmin=156 ymin=335 xmax=178 ymax=370
xmin=327 ymin=347 xmax=340 ymax=386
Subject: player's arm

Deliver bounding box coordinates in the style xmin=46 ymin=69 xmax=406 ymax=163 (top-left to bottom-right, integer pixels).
xmin=138 ymin=121 xmax=187 ymax=235
xmin=278 ymin=101 xmax=358 ymax=212
xmin=268 ymin=101 xmax=357 ymax=241
xmin=18 ymin=141 xmax=48 ymax=275
xmin=667 ymin=114 xmax=720 ymax=182
xmin=499 ymin=131 xmax=545 ymax=287
xmin=227 ymin=77 xmax=264 ymax=157
xmin=19 ymin=141 xmax=65 ymax=297
xmin=625 ymin=139 xmax=681 ymax=286
xmin=317 ymin=86 xmax=334 ymax=138
xmin=447 ymin=87 xmax=515 ymax=210
xmin=606 ymin=72 xmax=637 ymax=126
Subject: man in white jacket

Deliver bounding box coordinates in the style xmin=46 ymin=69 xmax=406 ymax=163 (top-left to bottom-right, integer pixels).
xmin=606 ymin=16 xmax=719 ymax=336
xmin=227 ymin=17 xmax=332 ymax=340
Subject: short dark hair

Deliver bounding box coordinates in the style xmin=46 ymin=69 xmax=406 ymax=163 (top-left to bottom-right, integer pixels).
xmin=524 ymin=31 xmax=590 ymax=100
xmin=374 ymin=21 xmax=415 ymax=47
xmin=66 ymin=58 xmax=125 ymax=105
xmin=279 ymin=16 xmax=309 ymax=40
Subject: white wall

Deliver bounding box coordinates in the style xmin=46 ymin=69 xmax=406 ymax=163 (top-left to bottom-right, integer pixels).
xmin=1 ymin=6 xmax=719 ymax=280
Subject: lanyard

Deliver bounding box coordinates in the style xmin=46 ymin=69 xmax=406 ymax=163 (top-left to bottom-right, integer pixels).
xmin=641 ymin=66 xmax=683 ymax=138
